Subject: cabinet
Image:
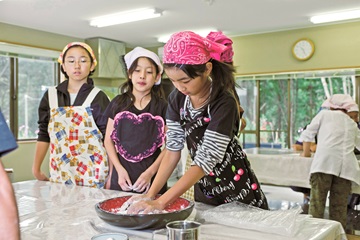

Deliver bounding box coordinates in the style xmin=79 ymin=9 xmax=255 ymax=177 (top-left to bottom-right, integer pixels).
xmin=85 ymin=38 xmax=126 ymax=78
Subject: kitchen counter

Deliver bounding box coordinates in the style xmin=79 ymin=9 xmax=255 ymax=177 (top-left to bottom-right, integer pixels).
xmin=14 ymin=180 xmax=347 ymax=240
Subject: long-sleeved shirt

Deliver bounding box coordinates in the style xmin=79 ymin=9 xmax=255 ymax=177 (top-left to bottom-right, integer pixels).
xmin=301 ymin=109 xmax=360 ymax=185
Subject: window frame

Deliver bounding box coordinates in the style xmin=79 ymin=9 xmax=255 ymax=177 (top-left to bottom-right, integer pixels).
xmin=0 ymin=42 xmax=60 ymax=141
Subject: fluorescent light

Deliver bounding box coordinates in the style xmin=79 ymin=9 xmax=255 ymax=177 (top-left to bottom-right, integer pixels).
xmin=310 ymin=9 xmax=360 ymax=24
xmin=158 ymin=29 xmax=218 ymax=43
xmin=90 ymin=8 xmax=162 ymax=28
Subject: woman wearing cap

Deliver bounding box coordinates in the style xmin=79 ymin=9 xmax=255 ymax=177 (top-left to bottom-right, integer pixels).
xmin=103 ymin=47 xmax=168 ymax=193
xmin=32 ymin=42 xmax=110 ymax=188
xmin=300 ymin=94 xmax=360 ymax=229
xmin=126 ymin=31 xmax=268 ymax=213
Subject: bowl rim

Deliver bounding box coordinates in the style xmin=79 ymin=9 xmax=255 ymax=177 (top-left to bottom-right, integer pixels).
xmin=95 ymin=195 xmax=195 ymax=216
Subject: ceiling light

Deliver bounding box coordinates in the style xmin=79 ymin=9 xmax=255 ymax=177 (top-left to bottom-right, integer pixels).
xmin=90 ymin=8 xmax=162 ymax=28
xmin=310 ymin=9 xmax=360 ymax=24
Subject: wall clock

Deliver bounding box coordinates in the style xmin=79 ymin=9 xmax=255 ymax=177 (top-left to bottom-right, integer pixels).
xmin=292 ymin=39 xmax=315 ymax=61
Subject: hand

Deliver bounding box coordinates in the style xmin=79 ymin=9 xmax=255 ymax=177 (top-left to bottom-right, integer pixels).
xmin=132 ymin=171 xmax=152 ymax=193
xmin=116 ymin=168 xmax=133 ymax=191
xmin=120 ymin=194 xmax=153 ymax=212
xmin=300 ymin=152 xmax=311 ymax=157
xmin=33 ymin=170 xmax=49 ymax=181
xmin=126 ymin=198 xmax=163 ymax=214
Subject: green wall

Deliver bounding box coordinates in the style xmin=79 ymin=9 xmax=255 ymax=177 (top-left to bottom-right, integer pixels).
xmin=1 ymin=21 xmax=360 ymax=182
xmin=232 ymin=21 xmax=360 ymax=75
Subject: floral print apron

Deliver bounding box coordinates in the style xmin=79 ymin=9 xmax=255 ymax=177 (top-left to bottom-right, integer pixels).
xmin=47 ymin=87 xmax=108 ymax=188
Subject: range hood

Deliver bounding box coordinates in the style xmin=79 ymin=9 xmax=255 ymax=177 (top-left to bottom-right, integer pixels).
xmin=85 ymin=37 xmax=126 ymax=79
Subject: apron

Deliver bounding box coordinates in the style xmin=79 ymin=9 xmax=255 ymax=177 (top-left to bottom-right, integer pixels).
xmin=181 ymin=97 xmax=268 ymax=209
xmin=47 ymin=87 xmax=108 ymax=188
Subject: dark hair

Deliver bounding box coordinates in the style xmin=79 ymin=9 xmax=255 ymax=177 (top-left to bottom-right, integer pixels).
xmin=163 ymin=60 xmax=240 ymax=115
xmin=60 ymin=45 xmax=96 ymax=79
xmin=112 ymin=56 xmax=165 ymax=115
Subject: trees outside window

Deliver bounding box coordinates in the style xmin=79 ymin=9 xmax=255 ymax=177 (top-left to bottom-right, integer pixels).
xmin=237 ymin=72 xmax=358 ymax=149
xmin=0 ymin=55 xmax=58 ymax=140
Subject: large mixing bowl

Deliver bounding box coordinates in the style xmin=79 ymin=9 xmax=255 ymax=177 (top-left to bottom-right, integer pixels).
xmin=95 ymin=195 xmax=194 ymax=230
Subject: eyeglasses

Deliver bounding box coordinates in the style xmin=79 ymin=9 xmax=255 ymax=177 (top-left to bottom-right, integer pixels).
xmin=64 ymin=58 xmax=91 ymax=65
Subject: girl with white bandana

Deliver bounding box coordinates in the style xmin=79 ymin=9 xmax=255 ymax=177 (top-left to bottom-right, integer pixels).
xmin=103 ymin=47 xmax=168 ymax=194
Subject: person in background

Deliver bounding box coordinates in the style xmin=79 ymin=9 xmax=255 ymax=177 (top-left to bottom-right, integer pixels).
xmin=300 ymin=94 xmax=360 ymax=229
xmin=32 ymin=42 xmax=110 ymax=188
xmin=126 ymin=31 xmax=268 ymax=214
xmin=103 ymin=47 xmax=168 ymax=193
xmin=0 ymin=108 xmax=20 ymax=240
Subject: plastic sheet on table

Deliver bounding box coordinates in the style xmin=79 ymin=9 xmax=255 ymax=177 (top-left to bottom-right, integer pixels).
xmin=199 ymin=201 xmax=307 ymax=237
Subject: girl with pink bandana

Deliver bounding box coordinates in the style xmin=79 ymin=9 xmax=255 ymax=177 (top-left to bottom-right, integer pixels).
xmin=127 ymin=31 xmax=268 ymax=214
xmin=33 ymin=42 xmax=110 ymax=188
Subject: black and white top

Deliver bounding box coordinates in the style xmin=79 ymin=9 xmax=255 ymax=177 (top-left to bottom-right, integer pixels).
xmin=166 ymin=89 xmax=268 ymax=209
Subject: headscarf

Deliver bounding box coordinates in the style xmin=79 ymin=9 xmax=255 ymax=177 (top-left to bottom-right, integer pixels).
xmin=348 ymin=104 xmax=359 ymax=113
xmin=206 ymin=31 xmax=234 ymax=63
xmin=321 ymin=94 xmax=358 ymax=112
xmin=58 ymin=42 xmax=97 ymax=67
xmin=124 ymin=46 xmax=163 ymax=85
xmin=162 ymin=31 xmax=227 ymax=65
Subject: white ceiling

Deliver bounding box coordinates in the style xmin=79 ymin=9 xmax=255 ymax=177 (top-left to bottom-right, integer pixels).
xmin=1 ymin=0 xmax=360 ymax=48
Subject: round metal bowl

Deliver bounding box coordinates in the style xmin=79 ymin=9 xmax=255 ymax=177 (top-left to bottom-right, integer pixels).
xmin=95 ymin=195 xmax=195 ymax=230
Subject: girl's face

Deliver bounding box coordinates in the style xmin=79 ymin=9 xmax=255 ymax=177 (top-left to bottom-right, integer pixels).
xmin=62 ymin=46 xmax=95 ymax=82
xmin=165 ymin=63 xmax=211 ymax=97
xmin=129 ymin=57 xmax=159 ymax=94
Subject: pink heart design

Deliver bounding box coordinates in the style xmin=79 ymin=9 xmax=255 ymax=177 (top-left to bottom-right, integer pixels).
xmin=111 ymin=111 xmax=165 ymax=162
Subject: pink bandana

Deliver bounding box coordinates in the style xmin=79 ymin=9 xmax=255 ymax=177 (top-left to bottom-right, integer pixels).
xmin=206 ymin=31 xmax=234 ymax=63
xmin=321 ymin=94 xmax=358 ymax=112
xmin=162 ymin=31 xmax=227 ymax=65
xmin=58 ymin=42 xmax=97 ymax=67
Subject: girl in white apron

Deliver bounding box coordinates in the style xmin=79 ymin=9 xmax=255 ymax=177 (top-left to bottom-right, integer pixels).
xmin=33 ymin=42 xmax=110 ymax=188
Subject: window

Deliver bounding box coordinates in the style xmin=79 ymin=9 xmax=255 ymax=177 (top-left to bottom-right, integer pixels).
xmin=0 ymin=56 xmax=11 ymax=126
xmin=0 ymin=42 xmax=60 ymax=140
xmin=236 ymin=69 xmax=360 ymax=149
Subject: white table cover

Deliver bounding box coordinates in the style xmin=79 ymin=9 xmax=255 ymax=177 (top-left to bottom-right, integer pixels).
xmin=13 ymin=180 xmax=347 ymax=240
xmin=244 ymin=147 xmax=360 ymax=194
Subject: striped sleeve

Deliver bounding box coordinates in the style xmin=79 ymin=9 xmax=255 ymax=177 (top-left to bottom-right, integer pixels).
xmin=166 ymin=119 xmax=185 ymax=151
xmin=192 ymin=129 xmax=230 ymax=174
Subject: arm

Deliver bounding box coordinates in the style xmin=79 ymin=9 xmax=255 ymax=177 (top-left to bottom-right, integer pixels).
xmin=355 ymin=128 xmax=360 ymax=151
xmin=92 ymin=91 xmax=110 ymax=138
xmin=133 ymin=148 xmax=167 ymax=193
xmin=133 ymin=126 xmax=169 ymax=193
xmin=0 ymin=159 xmax=20 ymax=240
xmin=128 ymin=149 xmax=190 ymax=213
xmin=104 ymin=118 xmax=132 ymax=191
xmin=300 ymin=141 xmax=312 ymax=157
xmin=156 ymin=164 xmax=204 ymax=208
xmin=32 ymin=141 xmax=49 ymax=181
